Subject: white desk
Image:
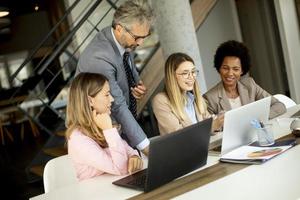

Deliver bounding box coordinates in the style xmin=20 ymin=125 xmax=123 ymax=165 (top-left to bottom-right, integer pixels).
xmin=30 ymin=156 xmax=220 ymax=200
xmin=174 ymin=104 xmax=300 ymax=200
xmin=30 ymin=105 xmax=300 ymax=200
xmin=175 ymin=145 xmax=300 ymax=200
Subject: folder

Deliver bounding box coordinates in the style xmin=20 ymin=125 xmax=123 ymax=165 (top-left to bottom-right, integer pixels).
xmin=220 ymin=139 xmax=297 ymax=164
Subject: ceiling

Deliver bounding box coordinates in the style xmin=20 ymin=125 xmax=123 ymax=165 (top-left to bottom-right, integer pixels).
xmin=0 ymin=0 xmax=47 ymax=38
xmin=0 ymin=0 xmax=47 ymax=17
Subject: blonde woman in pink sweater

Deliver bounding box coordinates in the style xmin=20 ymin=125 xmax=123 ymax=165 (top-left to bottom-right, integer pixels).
xmin=66 ymin=73 xmax=142 ymax=181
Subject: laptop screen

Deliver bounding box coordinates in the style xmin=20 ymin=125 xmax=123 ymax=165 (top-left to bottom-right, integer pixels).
xmin=221 ymin=97 xmax=271 ymax=154
xmin=113 ymin=118 xmax=212 ymax=192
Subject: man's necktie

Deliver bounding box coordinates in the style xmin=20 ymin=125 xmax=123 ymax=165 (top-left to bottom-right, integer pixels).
xmin=123 ymin=52 xmax=138 ymax=119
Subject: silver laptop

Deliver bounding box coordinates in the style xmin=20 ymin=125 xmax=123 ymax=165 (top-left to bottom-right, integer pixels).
xmin=212 ymin=97 xmax=271 ymax=155
xmin=113 ymin=118 xmax=212 ymax=192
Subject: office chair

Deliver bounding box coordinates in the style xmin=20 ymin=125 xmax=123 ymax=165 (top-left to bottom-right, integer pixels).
xmin=274 ymin=94 xmax=296 ymax=109
xmin=43 ymin=155 xmax=77 ymax=193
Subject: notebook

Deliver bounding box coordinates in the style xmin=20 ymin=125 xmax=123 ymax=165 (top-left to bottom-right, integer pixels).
xmin=210 ymin=97 xmax=272 ymax=155
xmin=220 ymin=139 xmax=297 ymax=164
xmin=113 ymin=118 xmax=212 ymax=192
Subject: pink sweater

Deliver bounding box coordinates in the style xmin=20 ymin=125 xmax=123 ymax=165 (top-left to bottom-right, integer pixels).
xmin=68 ymin=128 xmax=138 ymax=181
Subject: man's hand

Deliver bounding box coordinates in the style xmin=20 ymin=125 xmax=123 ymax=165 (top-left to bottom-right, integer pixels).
xmin=131 ymin=80 xmax=147 ymax=100
xmin=128 ymin=155 xmax=143 ymax=174
xmin=141 ymin=145 xmax=149 ymax=156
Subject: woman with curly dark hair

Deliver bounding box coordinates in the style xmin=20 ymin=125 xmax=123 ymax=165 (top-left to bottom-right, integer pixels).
xmin=203 ymin=40 xmax=286 ymax=119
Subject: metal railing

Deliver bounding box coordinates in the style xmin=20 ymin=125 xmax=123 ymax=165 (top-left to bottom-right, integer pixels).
xmin=8 ymin=0 xmax=160 ymax=136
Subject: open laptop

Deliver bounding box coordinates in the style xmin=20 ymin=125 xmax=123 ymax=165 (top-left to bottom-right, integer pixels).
xmin=211 ymin=96 xmax=271 ymax=155
xmin=113 ymin=118 xmax=212 ymax=192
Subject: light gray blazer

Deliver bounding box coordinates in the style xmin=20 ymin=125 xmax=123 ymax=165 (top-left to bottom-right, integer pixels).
xmin=203 ymin=77 xmax=286 ymax=119
xmin=152 ymin=92 xmax=212 ymax=135
xmin=76 ymin=26 xmax=147 ymax=147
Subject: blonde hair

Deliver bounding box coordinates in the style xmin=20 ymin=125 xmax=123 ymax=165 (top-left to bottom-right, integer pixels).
xmin=65 ymin=73 xmax=108 ymax=147
xmin=164 ymin=52 xmax=207 ymax=121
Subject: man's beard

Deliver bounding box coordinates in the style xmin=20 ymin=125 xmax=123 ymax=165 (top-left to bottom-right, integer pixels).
xmin=120 ymin=35 xmax=138 ymax=51
xmin=125 ymin=44 xmax=138 ymax=51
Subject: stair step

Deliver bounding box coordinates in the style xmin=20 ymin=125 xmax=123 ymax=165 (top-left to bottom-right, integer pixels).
xmin=43 ymin=146 xmax=67 ymax=157
xmin=29 ymin=165 xmax=44 ymax=177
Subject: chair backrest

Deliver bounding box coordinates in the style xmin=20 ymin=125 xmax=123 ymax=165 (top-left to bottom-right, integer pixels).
xmin=43 ymin=155 xmax=77 ymax=193
xmin=274 ymin=94 xmax=296 ymax=109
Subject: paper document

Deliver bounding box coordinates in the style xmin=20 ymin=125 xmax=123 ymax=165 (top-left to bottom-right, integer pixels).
xmin=220 ymin=140 xmax=296 ymax=164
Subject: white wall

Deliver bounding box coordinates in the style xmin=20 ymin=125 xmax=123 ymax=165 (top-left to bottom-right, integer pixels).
xmin=274 ymin=0 xmax=300 ymax=104
xmin=196 ymin=0 xmax=242 ymax=92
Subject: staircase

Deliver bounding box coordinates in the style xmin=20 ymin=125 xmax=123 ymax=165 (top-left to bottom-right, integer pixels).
xmin=7 ymin=0 xmax=159 ymax=182
xmin=7 ymin=0 xmax=217 ymax=182
xmin=7 ymin=0 xmax=118 ymax=182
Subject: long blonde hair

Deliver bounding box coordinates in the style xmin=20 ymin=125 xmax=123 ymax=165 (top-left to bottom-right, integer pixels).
xmin=164 ymin=52 xmax=207 ymax=121
xmin=65 ymin=73 xmax=108 ymax=147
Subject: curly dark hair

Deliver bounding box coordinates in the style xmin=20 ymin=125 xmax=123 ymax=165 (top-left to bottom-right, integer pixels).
xmin=214 ymin=40 xmax=251 ymax=75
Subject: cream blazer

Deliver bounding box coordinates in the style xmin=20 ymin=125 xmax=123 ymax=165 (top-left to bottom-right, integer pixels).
xmin=152 ymin=92 xmax=211 ymax=135
xmin=203 ymin=77 xmax=286 ymax=119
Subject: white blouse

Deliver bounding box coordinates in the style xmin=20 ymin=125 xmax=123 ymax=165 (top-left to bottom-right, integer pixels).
xmin=228 ymin=96 xmax=242 ymax=109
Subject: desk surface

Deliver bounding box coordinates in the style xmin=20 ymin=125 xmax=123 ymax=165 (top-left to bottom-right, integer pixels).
xmin=30 ymin=156 xmax=220 ymax=200
xmin=175 ymin=144 xmax=300 ymax=200
xmin=30 ymin=105 xmax=300 ymax=200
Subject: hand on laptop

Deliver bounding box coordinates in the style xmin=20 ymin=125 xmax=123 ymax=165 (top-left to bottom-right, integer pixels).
xmin=212 ymin=112 xmax=225 ymax=133
xmin=128 ymin=155 xmax=143 ymax=174
xmin=141 ymin=146 xmax=149 ymax=156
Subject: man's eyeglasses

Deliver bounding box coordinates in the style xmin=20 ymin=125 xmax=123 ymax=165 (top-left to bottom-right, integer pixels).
xmin=119 ymin=24 xmax=151 ymax=42
xmin=176 ymin=70 xmax=199 ymax=79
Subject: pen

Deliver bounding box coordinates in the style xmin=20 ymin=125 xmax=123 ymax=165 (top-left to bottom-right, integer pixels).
xmin=250 ymin=119 xmax=261 ymax=128
xmin=259 ymin=121 xmax=265 ymax=128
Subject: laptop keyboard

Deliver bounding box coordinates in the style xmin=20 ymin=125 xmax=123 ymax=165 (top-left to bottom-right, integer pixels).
xmin=127 ymin=173 xmax=146 ymax=187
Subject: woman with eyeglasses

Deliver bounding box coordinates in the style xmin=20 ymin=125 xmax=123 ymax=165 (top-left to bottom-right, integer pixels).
xmin=203 ymin=40 xmax=286 ymax=119
xmin=152 ymin=52 xmax=224 ymax=135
